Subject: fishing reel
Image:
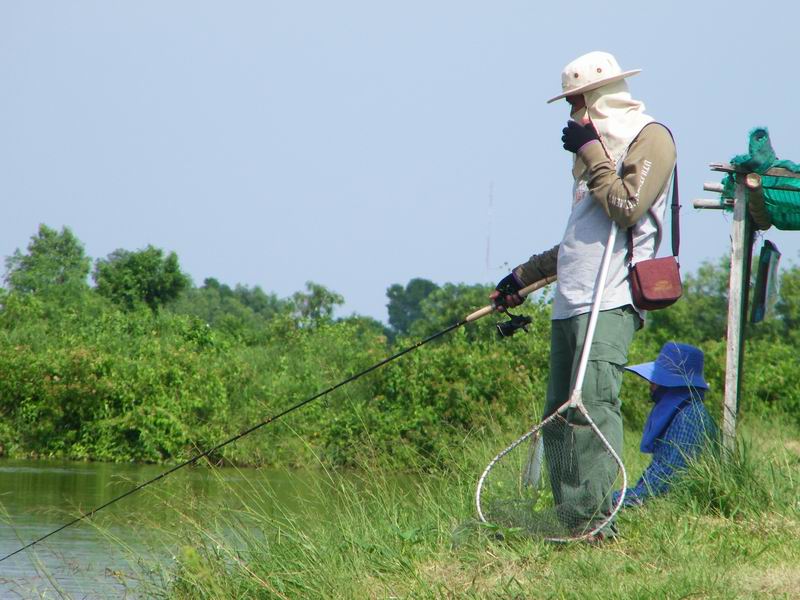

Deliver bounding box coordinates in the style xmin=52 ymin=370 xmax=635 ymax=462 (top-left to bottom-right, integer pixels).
xmin=492 ymin=283 xmax=532 ymax=338
xmin=496 ymin=312 xmax=532 ymax=338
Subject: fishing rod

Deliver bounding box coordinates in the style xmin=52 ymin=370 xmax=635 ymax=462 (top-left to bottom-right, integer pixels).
xmin=0 ymin=275 xmax=556 ymax=564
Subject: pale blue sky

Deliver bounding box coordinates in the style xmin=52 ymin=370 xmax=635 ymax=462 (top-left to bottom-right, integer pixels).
xmin=2 ymin=1 xmax=798 ymax=321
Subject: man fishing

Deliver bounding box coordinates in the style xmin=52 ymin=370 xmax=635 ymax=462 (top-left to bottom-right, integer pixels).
xmin=612 ymin=342 xmax=716 ymax=506
xmin=490 ymin=51 xmax=677 ymax=540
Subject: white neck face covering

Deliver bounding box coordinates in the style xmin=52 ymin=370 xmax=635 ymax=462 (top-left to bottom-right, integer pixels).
xmin=570 ymin=79 xmax=653 ymax=180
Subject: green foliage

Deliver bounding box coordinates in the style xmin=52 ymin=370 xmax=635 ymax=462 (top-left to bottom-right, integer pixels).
xmin=202 ymin=278 xmax=288 ymax=319
xmin=386 ymin=278 xmax=439 ymax=336
xmin=644 ymin=256 xmax=800 ymax=346
xmin=0 ymin=303 xmax=230 ymax=462
xmin=169 ymin=279 xmax=288 ymax=343
xmin=739 ymin=338 xmax=800 ymax=417
xmin=1 ymin=221 xmax=799 ymax=469
xmin=775 ymin=261 xmax=800 ymax=332
xmin=4 ymin=224 xmax=90 ymax=298
xmin=409 ymin=282 xmax=499 ymax=341
xmin=290 ymin=281 xmax=344 ymax=323
xmin=324 ymin=300 xmax=552 ymax=466
xmin=93 ymin=246 xmax=190 ymax=312
xmin=212 ymin=315 xmax=391 ymax=467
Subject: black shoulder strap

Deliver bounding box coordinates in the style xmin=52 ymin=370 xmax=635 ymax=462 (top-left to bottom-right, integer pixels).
xmin=626 ymin=123 xmax=679 ymax=264
xmin=670 ymin=164 xmax=680 ymax=258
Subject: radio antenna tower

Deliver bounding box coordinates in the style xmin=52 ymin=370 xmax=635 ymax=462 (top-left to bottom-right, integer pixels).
xmin=485 ymin=182 xmax=494 ymax=273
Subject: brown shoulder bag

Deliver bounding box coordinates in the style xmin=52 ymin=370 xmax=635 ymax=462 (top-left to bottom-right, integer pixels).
xmin=627 ymin=162 xmax=682 ymax=311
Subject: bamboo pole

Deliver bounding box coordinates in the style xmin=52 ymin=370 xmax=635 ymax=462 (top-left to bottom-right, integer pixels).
xmin=693 ymin=198 xmax=731 ymax=209
xmin=743 ymin=173 xmax=772 ymax=230
xmin=710 ymin=162 xmax=800 ymax=179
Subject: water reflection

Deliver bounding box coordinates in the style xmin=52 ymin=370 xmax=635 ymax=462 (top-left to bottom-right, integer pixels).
xmin=0 ymin=459 xmax=314 ymax=598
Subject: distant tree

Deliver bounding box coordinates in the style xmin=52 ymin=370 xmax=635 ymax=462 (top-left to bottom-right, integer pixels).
xmin=172 ymin=282 xmax=248 ymax=322
xmin=386 ymin=278 xmax=439 ymax=335
xmin=4 ymin=224 xmax=91 ymax=295
xmin=409 ymin=282 xmax=496 ymax=340
xmin=202 ymin=277 xmax=230 ymax=295
xmin=232 ymin=283 xmax=287 ymax=318
xmin=291 ymin=282 xmax=344 ymax=322
xmin=170 ymin=278 xmax=289 ymax=340
xmin=199 ymin=278 xmax=287 ymax=316
xmin=336 ymin=314 xmax=392 ymax=342
xmin=93 ymin=246 xmax=190 ymax=311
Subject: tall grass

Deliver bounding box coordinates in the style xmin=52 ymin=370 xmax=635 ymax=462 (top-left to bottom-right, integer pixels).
xmin=123 ymin=417 xmax=800 ymax=599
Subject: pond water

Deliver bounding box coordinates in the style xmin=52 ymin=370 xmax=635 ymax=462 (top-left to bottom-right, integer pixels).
xmin=0 ymin=459 xmax=316 ymax=598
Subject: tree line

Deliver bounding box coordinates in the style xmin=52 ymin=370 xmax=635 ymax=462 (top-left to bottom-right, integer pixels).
xmin=0 ymin=224 xmax=798 ymax=466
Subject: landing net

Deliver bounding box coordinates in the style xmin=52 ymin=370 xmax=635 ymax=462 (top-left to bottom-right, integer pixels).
xmin=476 ymin=408 xmax=626 ymax=542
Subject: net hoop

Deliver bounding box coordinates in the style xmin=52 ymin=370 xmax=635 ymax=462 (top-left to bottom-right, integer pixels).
xmin=475 ymin=397 xmax=628 ymax=542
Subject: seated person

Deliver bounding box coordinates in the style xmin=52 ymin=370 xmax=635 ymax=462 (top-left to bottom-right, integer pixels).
xmin=613 ymin=342 xmax=716 ymax=507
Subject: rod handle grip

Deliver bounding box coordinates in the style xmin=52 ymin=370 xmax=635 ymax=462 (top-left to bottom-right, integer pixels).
xmin=465 ymin=275 xmax=557 ymax=323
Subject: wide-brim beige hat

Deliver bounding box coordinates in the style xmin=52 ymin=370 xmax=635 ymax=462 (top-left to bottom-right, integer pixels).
xmin=547 ymin=51 xmax=641 ymax=104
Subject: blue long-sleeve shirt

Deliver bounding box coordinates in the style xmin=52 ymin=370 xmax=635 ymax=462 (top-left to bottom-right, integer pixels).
xmin=614 ymin=401 xmax=716 ymax=507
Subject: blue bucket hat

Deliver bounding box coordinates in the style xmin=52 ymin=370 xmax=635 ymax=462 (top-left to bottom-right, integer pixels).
xmin=625 ymin=342 xmax=709 ymax=389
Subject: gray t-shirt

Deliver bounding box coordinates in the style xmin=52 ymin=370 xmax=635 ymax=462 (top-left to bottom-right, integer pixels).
xmin=551 ymin=177 xmax=668 ymax=320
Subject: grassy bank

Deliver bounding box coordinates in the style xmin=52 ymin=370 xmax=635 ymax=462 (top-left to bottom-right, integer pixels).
xmin=124 ymin=416 xmax=800 ymax=599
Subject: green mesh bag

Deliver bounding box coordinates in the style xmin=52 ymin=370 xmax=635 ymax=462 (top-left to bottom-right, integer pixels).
xmin=721 ymin=128 xmax=800 ymax=230
xmin=758 ymin=174 xmax=800 ymax=230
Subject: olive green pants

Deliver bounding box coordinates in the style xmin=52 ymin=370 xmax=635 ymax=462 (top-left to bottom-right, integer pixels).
xmin=542 ymin=306 xmax=640 ymax=535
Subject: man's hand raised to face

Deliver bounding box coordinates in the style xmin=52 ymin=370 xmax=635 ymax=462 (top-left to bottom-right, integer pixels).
xmin=561 ymin=120 xmax=599 ymax=153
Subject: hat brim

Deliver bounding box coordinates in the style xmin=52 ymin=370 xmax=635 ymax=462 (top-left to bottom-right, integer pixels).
xmin=625 ymin=361 xmax=657 ymax=383
xmin=546 ymin=69 xmax=641 ymax=104
xmin=625 ymin=361 xmax=709 ymax=389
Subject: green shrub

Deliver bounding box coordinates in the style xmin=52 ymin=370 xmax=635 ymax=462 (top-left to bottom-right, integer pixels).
xmin=1 ymin=257 xmax=798 ymax=467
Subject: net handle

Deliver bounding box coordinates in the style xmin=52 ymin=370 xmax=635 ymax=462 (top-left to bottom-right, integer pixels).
xmin=569 ymin=222 xmax=619 ymax=408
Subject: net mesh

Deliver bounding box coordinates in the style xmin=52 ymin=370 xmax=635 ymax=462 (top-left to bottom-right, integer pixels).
xmin=478 ymin=410 xmax=624 ymax=540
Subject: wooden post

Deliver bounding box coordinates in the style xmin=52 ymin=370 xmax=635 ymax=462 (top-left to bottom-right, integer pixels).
xmin=722 ymin=180 xmax=754 ymax=454
xmin=702 ymin=163 xmax=800 ymax=453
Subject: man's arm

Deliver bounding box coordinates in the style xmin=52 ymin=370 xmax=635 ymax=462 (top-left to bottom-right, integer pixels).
xmin=512 ymin=244 xmax=559 ymax=287
xmin=578 ymin=123 xmax=677 ymax=229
